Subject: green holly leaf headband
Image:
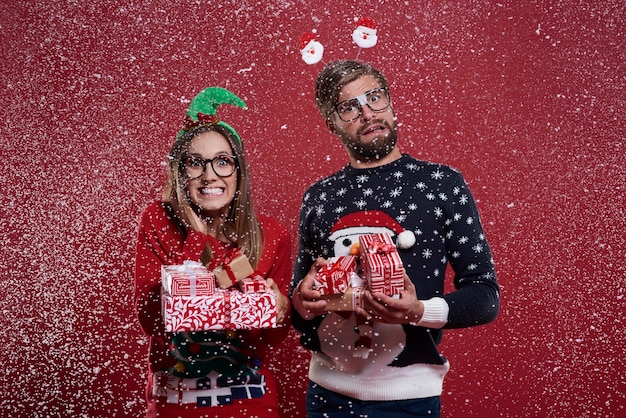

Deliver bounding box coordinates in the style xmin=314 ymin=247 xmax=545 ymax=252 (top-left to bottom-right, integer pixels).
xmin=177 ymin=87 xmax=248 ymax=144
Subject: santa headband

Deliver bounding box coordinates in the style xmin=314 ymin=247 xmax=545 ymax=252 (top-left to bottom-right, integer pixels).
xmin=299 ymin=16 xmax=379 ymax=65
xmin=177 ymin=87 xmax=247 ymax=144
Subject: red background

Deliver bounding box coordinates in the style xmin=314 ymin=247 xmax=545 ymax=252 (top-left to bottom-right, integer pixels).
xmin=1 ymin=1 xmax=624 ymax=416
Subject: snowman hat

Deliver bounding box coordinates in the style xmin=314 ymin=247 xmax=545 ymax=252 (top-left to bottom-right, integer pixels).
xmin=329 ymin=210 xmax=416 ymax=249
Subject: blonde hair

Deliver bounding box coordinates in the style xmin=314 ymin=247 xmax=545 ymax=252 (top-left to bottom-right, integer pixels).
xmin=162 ymin=124 xmax=264 ymax=267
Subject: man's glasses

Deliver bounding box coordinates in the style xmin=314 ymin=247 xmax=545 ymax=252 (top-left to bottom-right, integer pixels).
xmin=182 ymin=154 xmax=237 ymax=179
xmin=333 ymin=87 xmax=391 ymax=122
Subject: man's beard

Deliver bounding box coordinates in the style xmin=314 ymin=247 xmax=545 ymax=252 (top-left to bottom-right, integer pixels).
xmin=341 ymin=118 xmax=398 ymax=162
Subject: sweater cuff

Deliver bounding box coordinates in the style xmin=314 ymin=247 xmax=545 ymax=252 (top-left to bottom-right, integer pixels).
xmin=416 ymin=297 xmax=449 ymax=329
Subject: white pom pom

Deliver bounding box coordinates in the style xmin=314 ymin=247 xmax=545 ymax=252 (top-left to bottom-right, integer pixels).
xmin=396 ymin=230 xmax=416 ymax=249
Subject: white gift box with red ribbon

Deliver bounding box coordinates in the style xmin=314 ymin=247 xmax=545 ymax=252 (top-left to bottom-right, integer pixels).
xmin=359 ymin=233 xmax=405 ymax=296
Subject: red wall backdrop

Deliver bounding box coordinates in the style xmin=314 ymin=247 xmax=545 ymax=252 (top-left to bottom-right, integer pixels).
xmin=1 ymin=1 xmax=624 ymax=416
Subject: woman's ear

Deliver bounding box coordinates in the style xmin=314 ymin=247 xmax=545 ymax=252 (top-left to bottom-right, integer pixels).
xmin=325 ymin=118 xmax=336 ymax=134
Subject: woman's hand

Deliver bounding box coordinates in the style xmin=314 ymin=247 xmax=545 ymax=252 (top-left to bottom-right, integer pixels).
xmin=170 ymin=197 xmax=207 ymax=234
xmin=265 ymin=278 xmax=288 ymax=325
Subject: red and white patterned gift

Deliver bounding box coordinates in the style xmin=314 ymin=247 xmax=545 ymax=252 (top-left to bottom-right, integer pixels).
xmin=359 ymin=233 xmax=405 ymax=296
xmin=314 ymin=255 xmax=357 ymax=295
xmin=161 ymin=261 xmax=215 ymax=297
xmin=162 ymin=289 xmax=276 ymax=332
xmin=238 ymin=275 xmax=269 ymax=293
xmin=162 ymin=291 xmax=228 ymax=332
xmin=228 ymin=291 xmax=276 ymax=329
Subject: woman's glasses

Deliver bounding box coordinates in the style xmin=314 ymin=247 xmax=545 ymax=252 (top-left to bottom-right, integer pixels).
xmin=182 ymin=154 xmax=237 ymax=179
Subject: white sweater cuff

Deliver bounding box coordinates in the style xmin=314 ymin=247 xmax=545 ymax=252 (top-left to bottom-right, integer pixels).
xmin=416 ymin=297 xmax=449 ymax=329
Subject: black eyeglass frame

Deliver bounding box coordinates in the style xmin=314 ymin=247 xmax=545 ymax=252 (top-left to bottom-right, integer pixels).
xmin=182 ymin=154 xmax=238 ymax=179
xmin=333 ymin=87 xmax=391 ymax=122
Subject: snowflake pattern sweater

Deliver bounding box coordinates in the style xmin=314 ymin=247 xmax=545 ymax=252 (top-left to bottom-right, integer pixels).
xmin=290 ymin=154 xmax=500 ymax=401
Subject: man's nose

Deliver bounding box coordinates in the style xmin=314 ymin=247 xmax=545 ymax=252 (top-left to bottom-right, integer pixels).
xmin=360 ymin=103 xmax=375 ymax=121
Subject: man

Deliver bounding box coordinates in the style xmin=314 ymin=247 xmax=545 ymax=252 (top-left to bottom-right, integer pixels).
xmin=290 ymin=60 xmax=500 ymax=417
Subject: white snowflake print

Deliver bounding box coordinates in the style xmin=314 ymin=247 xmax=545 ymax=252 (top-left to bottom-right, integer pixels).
xmin=452 ymin=251 xmax=460 ymax=258
xmin=319 ymin=192 xmax=327 ymax=201
xmin=382 ymin=200 xmax=392 ymax=208
xmin=466 ymin=217 xmax=474 ymax=225
xmin=355 ymin=199 xmax=367 ymax=209
xmin=434 ymin=207 xmax=444 ymax=218
xmin=416 ymin=229 xmax=423 ymax=236
xmin=337 ymin=188 xmax=347 ymax=196
xmin=393 ymin=171 xmax=403 ymax=180
xmin=407 ymin=162 xmax=418 ymax=171
xmin=408 ymin=203 xmax=418 ymax=210
xmin=363 ymin=188 xmax=374 ymax=197
xmin=431 ymin=169 xmax=444 ymax=180
xmin=315 ymin=206 xmax=325 ymax=216
xmin=473 ymin=243 xmax=484 ymax=253
xmin=459 ymin=236 xmax=469 ymax=244
xmin=334 ymin=206 xmax=346 ymax=214
xmin=422 ymin=249 xmax=432 ymax=258
xmin=454 ymin=213 xmax=462 ymax=221
xmin=416 ymin=182 xmax=427 ymax=190
xmin=426 ymin=193 xmax=436 ymax=200
xmin=439 ymin=193 xmax=448 ymax=201
xmin=434 ymin=269 xmax=440 ymax=277
xmin=453 ymin=186 xmax=461 ymax=195
xmin=390 ymin=187 xmax=402 ymax=198
xmin=479 ymin=233 xmax=485 ymax=240
xmin=459 ymin=194 xmax=469 ymax=204
xmin=357 ymin=175 xmax=369 ymax=183
xmin=397 ymin=214 xmax=407 ymax=223
xmin=467 ymin=263 xmax=478 ymax=270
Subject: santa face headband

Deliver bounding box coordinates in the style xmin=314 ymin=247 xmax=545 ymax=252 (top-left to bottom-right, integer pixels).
xmin=177 ymin=87 xmax=247 ymax=144
xmin=298 ymin=16 xmax=379 ymax=66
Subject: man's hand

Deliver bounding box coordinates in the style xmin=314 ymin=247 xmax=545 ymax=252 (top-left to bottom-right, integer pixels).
xmin=357 ymin=274 xmax=424 ymax=324
xmin=292 ymin=258 xmax=329 ymax=320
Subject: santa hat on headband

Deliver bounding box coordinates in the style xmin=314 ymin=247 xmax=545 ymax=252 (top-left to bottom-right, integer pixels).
xmin=352 ymin=17 xmax=378 ymax=49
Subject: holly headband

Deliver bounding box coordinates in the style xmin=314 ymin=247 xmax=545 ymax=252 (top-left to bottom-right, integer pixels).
xmin=177 ymin=87 xmax=247 ymax=144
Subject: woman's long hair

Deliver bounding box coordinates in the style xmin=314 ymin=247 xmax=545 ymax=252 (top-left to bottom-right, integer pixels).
xmin=162 ymin=124 xmax=264 ymax=268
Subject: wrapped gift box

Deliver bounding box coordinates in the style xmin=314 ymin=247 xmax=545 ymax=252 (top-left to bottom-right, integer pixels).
xmin=212 ymin=250 xmax=254 ymax=289
xmin=314 ymin=256 xmax=356 ymax=296
xmin=322 ymin=285 xmax=368 ymax=311
xmin=162 ymin=289 xmax=276 ymax=332
xmin=238 ymin=275 xmax=268 ymax=293
xmin=161 ymin=262 xmax=215 ymax=297
xmin=359 ymin=233 xmax=405 ymax=296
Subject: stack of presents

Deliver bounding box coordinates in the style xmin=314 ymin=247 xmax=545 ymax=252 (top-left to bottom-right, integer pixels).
xmin=161 ymin=232 xmax=404 ymax=332
xmin=314 ymin=232 xmax=404 ymax=311
xmin=161 ymin=250 xmax=277 ymax=332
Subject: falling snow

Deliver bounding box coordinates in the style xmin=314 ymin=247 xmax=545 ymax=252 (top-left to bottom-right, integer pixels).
xmin=1 ymin=0 xmax=625 ymax=417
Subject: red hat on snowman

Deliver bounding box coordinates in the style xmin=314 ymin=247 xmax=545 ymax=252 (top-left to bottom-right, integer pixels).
xmin=328 ymin=210 xmax=416 ymax=256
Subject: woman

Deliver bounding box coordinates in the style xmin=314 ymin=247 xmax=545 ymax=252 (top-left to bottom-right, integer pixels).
xmin=134 ymin=87 xmax=291 ymax=417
